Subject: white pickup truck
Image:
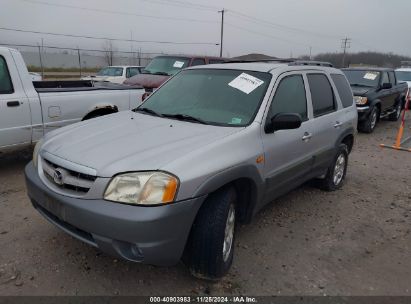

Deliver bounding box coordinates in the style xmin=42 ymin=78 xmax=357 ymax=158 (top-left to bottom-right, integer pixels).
xmin=0 ymin=47 xmax=145 ymax=152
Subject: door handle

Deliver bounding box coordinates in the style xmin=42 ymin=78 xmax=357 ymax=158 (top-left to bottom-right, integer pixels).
xmin=302 ymin=132 xmax=312 ymax=141
xmin=7 ymin=101 xmax=20 ymax=107
xmin=334 ymin=121 xmax=343 ymax=128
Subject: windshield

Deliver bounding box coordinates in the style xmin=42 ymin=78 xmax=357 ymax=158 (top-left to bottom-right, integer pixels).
xmin=138 ymin=69 xmax=272 ymax=127
xmin=143 ymin=57 xmax=190 ymax=76
xmin=97 ymin=67 xmax=124 ymax=76
xmin=343 ymin=70 xmax=381 ymax=87
xmin=396 ymin=71 xmax=411 ymax=82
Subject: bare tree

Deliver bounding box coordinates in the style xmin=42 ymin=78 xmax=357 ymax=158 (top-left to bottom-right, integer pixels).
xmin=103 ymin=40 xmax=114 ymax=66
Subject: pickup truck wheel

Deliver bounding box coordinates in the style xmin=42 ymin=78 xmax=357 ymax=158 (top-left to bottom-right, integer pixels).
xmin=316 ymin=144 xmax=348 ymax=191
xmin=183 ymin=187 xmax=237 ymax=280
xmin=358 ymin=106 xmax=378 ymax=133
xmin=388 ymin=103 xmax=402 ymax=121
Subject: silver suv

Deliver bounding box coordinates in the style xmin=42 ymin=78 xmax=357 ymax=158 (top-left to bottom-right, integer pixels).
xmin=25 ymin=61 xmax=357 ymax=279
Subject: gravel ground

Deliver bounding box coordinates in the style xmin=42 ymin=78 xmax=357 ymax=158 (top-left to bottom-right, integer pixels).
xmin=0 ymin=117 xmax=410 ymax=296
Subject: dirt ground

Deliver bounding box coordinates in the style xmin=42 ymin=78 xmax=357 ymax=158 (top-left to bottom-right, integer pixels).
xmin=0 ymin=117 xmax=410 ymax=296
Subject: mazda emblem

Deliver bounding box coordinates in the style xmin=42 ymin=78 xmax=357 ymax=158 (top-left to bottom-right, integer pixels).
xmin=53 ymin=168 xmax=64 ymax=186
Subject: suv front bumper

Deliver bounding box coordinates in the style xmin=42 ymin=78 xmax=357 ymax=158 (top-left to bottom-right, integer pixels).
xmin=25 ymin=162 xmax=205 ymax=266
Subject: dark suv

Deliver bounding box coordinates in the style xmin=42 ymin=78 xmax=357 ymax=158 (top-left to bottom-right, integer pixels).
xmin=342 ymin=68 xmax=408 ymax=133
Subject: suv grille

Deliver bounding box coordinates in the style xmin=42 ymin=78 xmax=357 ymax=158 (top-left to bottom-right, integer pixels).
xmin=41 ymin=158 xmax=97 ymax=195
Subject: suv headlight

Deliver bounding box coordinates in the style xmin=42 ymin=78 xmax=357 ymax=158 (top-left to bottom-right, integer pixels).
xmin=354 ymin=96 xmax=368 ymax=105
xmin=32 ymin=139 xmax=43 ymax=168
xmin=104 ymin=172 xmax=178 ymax=206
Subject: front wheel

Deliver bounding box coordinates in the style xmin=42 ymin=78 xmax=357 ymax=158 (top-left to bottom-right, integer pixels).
xmin=316 ymin=144 xmax=348 ymax=191
xmin=358 ymin=106 xmax=379 ymax=133
xmin=183 ymin=187 xmax=237 ymax=280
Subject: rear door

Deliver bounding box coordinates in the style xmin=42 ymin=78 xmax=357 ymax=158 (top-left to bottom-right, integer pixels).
xmin=306 ymin=72 xmax=341 ymax=173
xmin=379 ymin=71 xmax=395 ymax=110
xmin=0 ymin=53 xmax=31 ymax=148
xmin=262 ymin=72 xmax=317 ymax=200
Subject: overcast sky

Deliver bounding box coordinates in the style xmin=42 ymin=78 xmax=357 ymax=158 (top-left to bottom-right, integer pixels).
xmin=1 ymin=0 xmax=411 ymax=58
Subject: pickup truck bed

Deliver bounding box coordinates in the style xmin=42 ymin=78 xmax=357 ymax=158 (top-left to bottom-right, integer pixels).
xmin=0 ymin=47 xmax=144 ymax=152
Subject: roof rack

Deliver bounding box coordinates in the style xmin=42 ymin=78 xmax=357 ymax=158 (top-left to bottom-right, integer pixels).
xmin=223 ymin=59 xmax=333 ymax=67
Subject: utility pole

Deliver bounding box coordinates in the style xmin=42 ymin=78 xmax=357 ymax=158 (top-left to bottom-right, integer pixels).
xmin=309 ymin=46 xmax=312 ymax=60
xmin=218 ymin=9 xmax=225 ymax=58
xmin=40 ymin=38 xmax=45 ymax=79
xmin=77 ymin=48 xmax=82 ymax=78
xmin=341 ymin=37 xmax=351 ymax=68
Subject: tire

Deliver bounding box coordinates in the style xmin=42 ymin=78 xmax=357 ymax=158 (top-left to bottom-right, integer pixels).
xmin=388 ymin=102 xmax=402 ymax=121
xmin=183 ymin=187 xmax=237 ymax=280
xmin=358 ymin=106 xmax=379 ymax=133
xmin=316 ymin=144 xmax=348 ymax=191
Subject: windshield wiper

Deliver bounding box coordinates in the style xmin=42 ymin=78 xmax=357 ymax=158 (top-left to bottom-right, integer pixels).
xmin=134 ymin=107 xmax=163 ymax=117
xmin=141 ymin=69 xmax=152 ymax=74
xmin=162 ymin=113 xmax=208 ymax=125
xmin=350 ymin=83 xmax=374 ymax=87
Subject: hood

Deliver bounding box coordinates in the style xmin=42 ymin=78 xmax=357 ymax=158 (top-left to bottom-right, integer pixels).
xmin=41 ymin=111 xmax=241 ymax=177
xmin=123 ymin=74 xmax=169 ymax=88
xmin=351 ymin=86 xmax=372 ymax=96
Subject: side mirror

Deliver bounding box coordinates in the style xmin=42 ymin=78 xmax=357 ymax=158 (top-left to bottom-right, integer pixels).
xmin=381 ymin=83 xmax=392 ymax=90
xmin=265 ymin=113 xmax=302 ymax=133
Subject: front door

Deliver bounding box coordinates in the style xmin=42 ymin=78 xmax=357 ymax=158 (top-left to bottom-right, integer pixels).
xmin=262 ymin=72 xmax=316 ymax=202
xmin=0 ymin=54 xmax=31 ymax=148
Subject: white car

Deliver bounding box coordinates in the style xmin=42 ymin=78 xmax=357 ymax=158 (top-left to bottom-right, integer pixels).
xmin=82 ymin=66 xmax=143 ymax=84
xmin=395 ymin=68 xmax=411 ymax=108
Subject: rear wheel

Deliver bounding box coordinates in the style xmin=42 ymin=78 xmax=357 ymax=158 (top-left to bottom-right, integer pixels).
xmin=358 ymin=106 xmax=379 ymax=133
xmin=316 ymin=144 xmax=348 ymax=191
xmin=184 ymin=187 xmax=237 ymax=280
xmin=388 ymin=102 xmax=402 ymax=121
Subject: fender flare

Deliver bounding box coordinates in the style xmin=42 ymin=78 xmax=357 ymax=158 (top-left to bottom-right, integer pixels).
xmin=193 ymin=164 xmax=265 ymax=223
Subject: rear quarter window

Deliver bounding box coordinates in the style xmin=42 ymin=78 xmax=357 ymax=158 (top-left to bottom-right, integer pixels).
xmin=307 ymin=74 xmax=336 ymax=117
xmin=331 ymin=74 xmax=354 ymax=108
xmin=0 ymin=56 xmax=14 ymax=94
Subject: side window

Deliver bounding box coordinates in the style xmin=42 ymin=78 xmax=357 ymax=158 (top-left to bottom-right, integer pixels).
xmin=331 ymin=74 xmax=354 ymax=108
xmin=388 ymin=72 xmax=396 ymax=85
xmin=307 ymin=74 xmax=336 ymax=117
xmin=381 ymin=72 xmax=389 ymax=84
xmin=191 ymin=58 xmax=206 ymax=66
xmin=268 ymin=75 xmax=308 ymax=121
xmin=127 ymin=67 xmax=140 ymax=78
xmin=0 ymin=56 xmax=13 ymax=94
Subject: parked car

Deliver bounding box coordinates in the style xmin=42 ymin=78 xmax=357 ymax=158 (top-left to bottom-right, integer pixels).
xmin=25 ymin=61 xmax=357 ymax=279
xmin=0 ymin=47 xmax=145 ymax=152
xmin=395 ymin=68 xmax=411 ymax=109
xmin=81 ymin=66 xmax=143 ymax=84
xmin=342 ymin=68 xmax=408 ymax=133
xmin=123 ymin=55 xmax=227 ymax=94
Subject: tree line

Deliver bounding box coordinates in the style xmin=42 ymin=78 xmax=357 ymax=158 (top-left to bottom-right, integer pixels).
xmin=300 ymin=52 xmax=411 ymax=68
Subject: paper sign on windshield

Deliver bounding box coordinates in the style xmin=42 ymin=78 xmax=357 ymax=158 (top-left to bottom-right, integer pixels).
xmin=228 ymin=73 xmax=264 ymax=94
xmin=363 ymin=72 xmax=378 ymax=80
xmin=173 ymin=61 xmax=185 ymax=68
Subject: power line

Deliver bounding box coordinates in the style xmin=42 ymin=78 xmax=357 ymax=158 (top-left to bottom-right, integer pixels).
xmin=0 ymin=27 xmax=219 ymax=46
xmin=227 ymin=10 xmax=341 ymax=40
xmin=0 ymin=42 xmax=164 ymax=55
xmin=20 ymin=0 xmax=215 ymax=24
xmin=226 ymin=23 xmax=318 ymax=49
